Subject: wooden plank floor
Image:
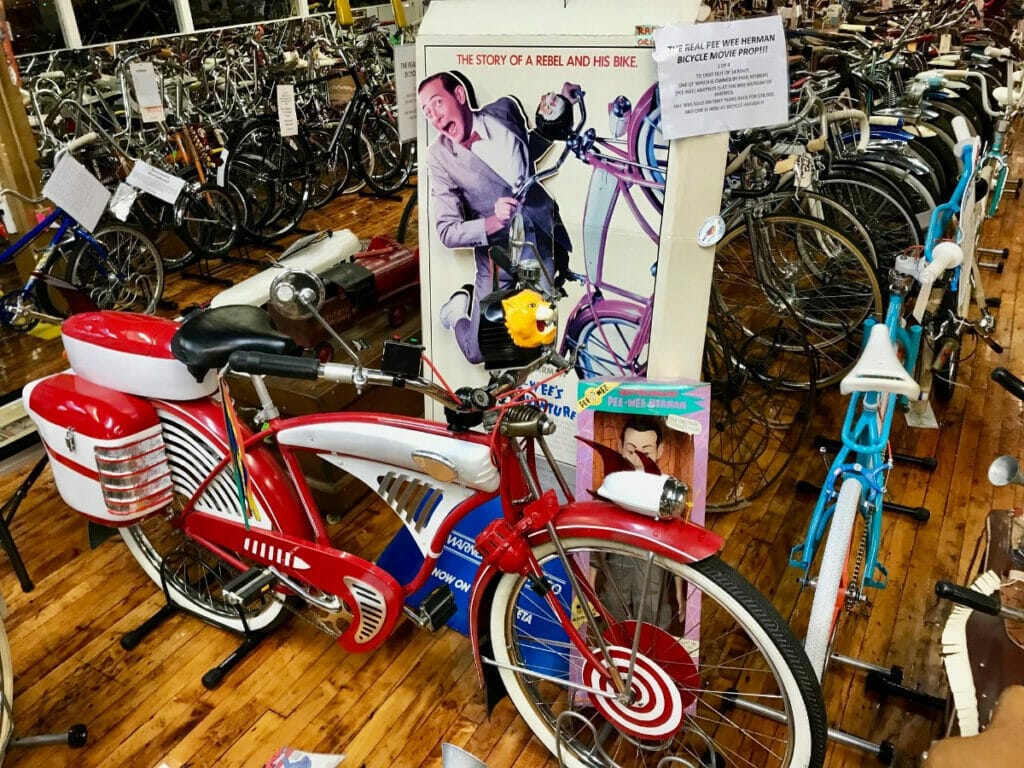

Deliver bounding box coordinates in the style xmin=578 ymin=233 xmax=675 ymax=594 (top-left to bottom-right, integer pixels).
xmin=0 ymin=160 xmax=1021 ymax=768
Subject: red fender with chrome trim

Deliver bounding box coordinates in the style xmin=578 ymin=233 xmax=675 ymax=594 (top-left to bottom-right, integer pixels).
xmin=467 ymin=499 xmax=723 ymax=695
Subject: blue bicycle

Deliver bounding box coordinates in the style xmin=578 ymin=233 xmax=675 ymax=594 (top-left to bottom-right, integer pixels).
xmin=0 ymin=136 xmax=164 ymax=333
xmin=791 ymin=119 xmax=977 ymax=684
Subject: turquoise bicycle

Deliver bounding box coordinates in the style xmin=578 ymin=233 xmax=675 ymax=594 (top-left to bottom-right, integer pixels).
xmin=786 ymin=120 xmax=976 ymax=762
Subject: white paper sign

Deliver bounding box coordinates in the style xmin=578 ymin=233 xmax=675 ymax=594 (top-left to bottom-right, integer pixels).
xmin=42 ymin=155 xmax=111 ymax=233
xmin=126 ymin=160 xmax=185 ymax=205
xmin=276 ymin=84 xmax=298 ymax=137
xmin=129 ymin=62 xmax=166 ymax=124
xmin=109 ymin=182 xmax=139 ymax=221
xmin=653 ymin=15 xmax=788 ymax=139
xmin=393 ymin=44 xmax=418 ymax=144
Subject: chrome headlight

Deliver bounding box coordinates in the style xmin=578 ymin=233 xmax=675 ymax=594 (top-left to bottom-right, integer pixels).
xmin=659 ymin=476 xmax=689 ymax=518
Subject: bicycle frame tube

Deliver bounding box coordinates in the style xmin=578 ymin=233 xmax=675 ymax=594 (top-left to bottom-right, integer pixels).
xmin=1 ymin=209 xmax=89 ymax=292
xmin=792 ymin=292 xmax=919 ymax=591
xmin=0 ymin=208 xmax=71 ymax=268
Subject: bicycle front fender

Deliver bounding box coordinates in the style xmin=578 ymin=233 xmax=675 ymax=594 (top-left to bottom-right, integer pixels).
xmin=466 ymin=499 xmax=722 ymax=705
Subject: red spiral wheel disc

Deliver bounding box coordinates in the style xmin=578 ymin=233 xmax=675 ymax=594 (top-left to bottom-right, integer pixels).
xmin=583 ymin=621 xmax=699 ymax=740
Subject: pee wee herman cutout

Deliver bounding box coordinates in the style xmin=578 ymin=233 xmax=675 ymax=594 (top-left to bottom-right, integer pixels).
xmin=417 ymin=70 xmax=575 ymax=364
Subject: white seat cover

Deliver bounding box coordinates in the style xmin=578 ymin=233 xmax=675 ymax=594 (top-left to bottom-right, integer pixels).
xmin=840 ymin=324 xmax=921 ymax=399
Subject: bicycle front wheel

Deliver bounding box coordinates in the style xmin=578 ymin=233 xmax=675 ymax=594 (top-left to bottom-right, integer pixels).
xmin=567 ymin=312 xmax=648 ymax=380
xmin=68 ymin=224 xmax=165 ymax=314
xmin=714 ymin=215 xmax=882 ymax=387
xmin=355 ymin=114 xmax=412 ymax=196
xmin=489 ymin=538 xmax=827 ymax=768
xmin=173 ymin=182 xmax=240 ymax=259
xmin=803 ymin=478 xmax=862 ymax=680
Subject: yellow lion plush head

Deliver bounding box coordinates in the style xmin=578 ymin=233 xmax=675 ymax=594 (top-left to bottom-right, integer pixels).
xmin=501 ymin=289 xmax=557 ymax=348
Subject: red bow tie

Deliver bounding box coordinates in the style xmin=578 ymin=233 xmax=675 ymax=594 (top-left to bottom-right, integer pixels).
xmin=460 ymin=131 xmax=482 ymax=150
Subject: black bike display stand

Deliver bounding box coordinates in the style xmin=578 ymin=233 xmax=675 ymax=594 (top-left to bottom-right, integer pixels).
xmin=119 ymin=546 xmax=275 ymax=690
xmin=0 ymin=454 xmax=46 ymax=593
xmin=179 ymin=243 xmax=271 ymax=288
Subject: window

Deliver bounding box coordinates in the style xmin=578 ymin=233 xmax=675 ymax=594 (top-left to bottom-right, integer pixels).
xmin=73 ymin=0 xmax=180 ymax=46
xmin=5 ymin=0 xmax=65 ymax=55
xmin=190 ymin=0 xmax=298 ymax=29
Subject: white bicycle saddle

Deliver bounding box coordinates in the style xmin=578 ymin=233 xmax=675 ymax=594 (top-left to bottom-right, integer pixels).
xmin=840 ymin=323 xmax=921 ymax=399
xmin=993 ymin=86 xmax=1024 ymax=107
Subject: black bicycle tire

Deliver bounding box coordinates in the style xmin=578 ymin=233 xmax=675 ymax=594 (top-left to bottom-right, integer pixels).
xmin=173 ymin=182 xmax=241 ymax=259
xmin=355 ymin=114 xmax=412 ymax=197
xmin=225 ymin=118 xmax=312 ymax=242
xmin=396 ymin=186 xmax=418 ymax=245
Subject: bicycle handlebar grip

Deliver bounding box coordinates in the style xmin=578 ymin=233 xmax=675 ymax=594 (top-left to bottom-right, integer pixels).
xmin=921 ymin=241 xmax=963 ymax=283
xmin=64 ymin=131 xmax=99 ymax=154
xmin=935 ymin=580 xmax=1001 ymax=615
xmin=951 ymin=115 xmax=972 ymax=144
xmin=992 ymin=367 xmax=1024 ymax=401
xmin=985 ymin=46 xmax=1012 ymax=60
xmin=228 ymin=351 xmax=321 ymax=380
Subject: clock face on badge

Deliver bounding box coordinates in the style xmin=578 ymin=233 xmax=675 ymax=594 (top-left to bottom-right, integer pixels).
xmin=697 ymin=216 xmax=725 ymax=247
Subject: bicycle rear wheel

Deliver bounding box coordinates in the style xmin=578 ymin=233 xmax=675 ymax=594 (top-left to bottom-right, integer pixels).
xmin=489 ymin=538 xmax=827 ymax=768
xmin=566 ymin=311 xmax=648 ymax=380
xmin=226 ymin=118 xmax=311 ymax=242
xmin=119 ymin=407 xmax=288 ymax=634
xmin=173 ymin=182 xmax=240 ymax=258
xmin=396 ymin=187 xmax=418 ymax=247
xmin=68 ymin=224 xmax=165 ymax=314
xmin=815 ymin=178 xmax=920 ymax=271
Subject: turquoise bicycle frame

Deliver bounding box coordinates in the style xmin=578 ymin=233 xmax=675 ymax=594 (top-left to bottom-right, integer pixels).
xmin=789 ymin=293 xmax=922 ymax=593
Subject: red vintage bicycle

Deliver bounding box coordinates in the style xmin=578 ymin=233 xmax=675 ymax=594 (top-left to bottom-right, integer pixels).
xmin=23 ymin=258 xmax=825 ymax=767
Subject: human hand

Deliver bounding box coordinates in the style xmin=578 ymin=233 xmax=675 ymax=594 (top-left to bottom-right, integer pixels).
xmin=494 ymin=196 xmax=520 ymax=224
xmin=561 ymin=82 xmax=582 ymax=102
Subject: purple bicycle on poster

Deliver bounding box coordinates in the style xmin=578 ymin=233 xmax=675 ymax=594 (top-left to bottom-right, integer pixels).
xmin=510 ymin=84 xmax=667 ymax=379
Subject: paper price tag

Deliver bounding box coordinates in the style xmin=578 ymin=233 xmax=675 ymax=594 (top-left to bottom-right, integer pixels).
xmin=129 ymin=62 xmax=166 ymax=124
xmin=126 ymin=160 xmax=185 ymax=206
xmin=217 ymin=148 xmax=229 ymax=188
xmin=42 ymin=155 xmax=111 ymax=233
xmin=276 ymin=84 xmax=298 ymax=137
xmin=109 ymin=183 xmax=139 ymax=221
xmin=794 ymin=154 xmax=814 ymax=189
xmin=939 ymin=34 xmax=952 ymax=54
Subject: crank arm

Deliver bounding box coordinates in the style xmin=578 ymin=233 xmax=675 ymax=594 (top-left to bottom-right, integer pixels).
xmin=24 ymin=309 xmax=65 ymax=325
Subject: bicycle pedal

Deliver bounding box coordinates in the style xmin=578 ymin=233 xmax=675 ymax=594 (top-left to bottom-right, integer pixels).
xmin=416 ymin=586 xmax=456 ymax=631
xmin=222 ymin=567 xmax=277 ymax=606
